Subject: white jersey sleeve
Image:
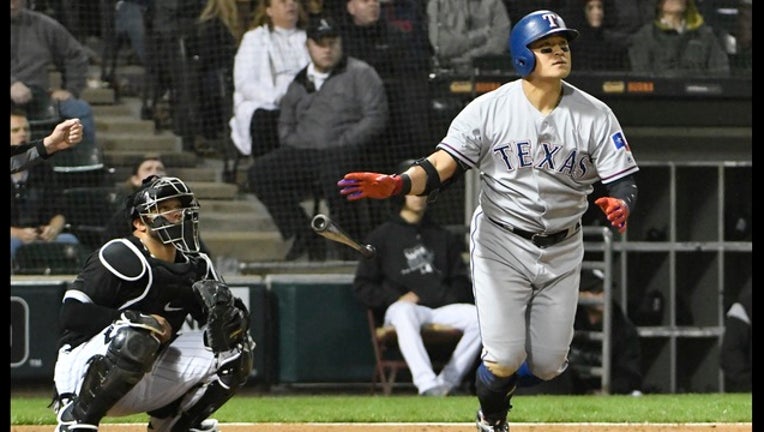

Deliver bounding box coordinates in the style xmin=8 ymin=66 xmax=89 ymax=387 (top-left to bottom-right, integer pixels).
xmin=589 ymin=106 xmax=639 ymax=184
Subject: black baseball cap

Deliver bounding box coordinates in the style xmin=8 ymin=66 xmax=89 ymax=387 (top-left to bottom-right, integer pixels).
xmin=307 ymin=17 xmax=339 ymax=41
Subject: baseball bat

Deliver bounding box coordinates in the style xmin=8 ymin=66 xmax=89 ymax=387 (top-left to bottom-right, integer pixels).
xmin=310 ymin=214 xmax=377 ymax=259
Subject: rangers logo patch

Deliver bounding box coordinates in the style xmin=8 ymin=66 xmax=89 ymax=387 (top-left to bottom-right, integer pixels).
xmin=611 ymin=131 xmax=630 ymax=151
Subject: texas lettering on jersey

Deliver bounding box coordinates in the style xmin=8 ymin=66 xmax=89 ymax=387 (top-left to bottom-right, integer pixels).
xmin=492 ymin=140 xmax=592 ymax=178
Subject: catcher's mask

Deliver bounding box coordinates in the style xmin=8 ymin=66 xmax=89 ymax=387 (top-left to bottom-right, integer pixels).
xmin=509 ymin=10 xmax=579 ymax=77
xmin=131 ymin=175 xmax=201 ymax=253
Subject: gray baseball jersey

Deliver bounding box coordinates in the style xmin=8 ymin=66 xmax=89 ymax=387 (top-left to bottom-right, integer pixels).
xmin=436 ymin=79 xmax=639 ymax=376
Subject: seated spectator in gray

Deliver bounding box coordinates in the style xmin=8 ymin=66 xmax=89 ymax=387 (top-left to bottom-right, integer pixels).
xmin=248 ymin=16 xmax=388 ymax=261
xmin=11 ymin=0 xmax=103 ymax=171
xmin=427 ymin=0 xmax=511 ymax=73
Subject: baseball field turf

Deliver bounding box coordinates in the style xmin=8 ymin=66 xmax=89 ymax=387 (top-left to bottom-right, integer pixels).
xmin=10 ymin=392 xmax=752 ymax=431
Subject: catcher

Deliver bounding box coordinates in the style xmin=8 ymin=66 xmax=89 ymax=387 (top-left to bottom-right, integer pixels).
xmin=51 ymin=175 xmax=255 ymax=432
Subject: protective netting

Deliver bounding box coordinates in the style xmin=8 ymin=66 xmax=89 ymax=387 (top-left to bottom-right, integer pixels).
xmin=11 ymin=0 xmax=752 ymax=272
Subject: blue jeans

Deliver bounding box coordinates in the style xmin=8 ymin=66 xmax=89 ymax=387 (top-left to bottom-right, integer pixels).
xmin=10 ymin=233 xmax=80 ymax=260
xmin=57 ymin=98 xmax=103 ymax=169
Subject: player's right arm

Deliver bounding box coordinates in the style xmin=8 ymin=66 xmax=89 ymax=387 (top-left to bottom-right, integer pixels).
xmin=338 ymin=149 xmax=459 ymax=201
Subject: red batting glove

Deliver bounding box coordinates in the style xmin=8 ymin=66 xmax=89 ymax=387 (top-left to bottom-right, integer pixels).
xmin=337 ymin=172 xmax=403 ymax=201
xmin=594 ymin=197 xmax=629 ymax=234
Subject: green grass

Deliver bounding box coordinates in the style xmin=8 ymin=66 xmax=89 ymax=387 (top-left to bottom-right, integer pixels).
xmin=10 ymin=393 xmax=751 ymax=425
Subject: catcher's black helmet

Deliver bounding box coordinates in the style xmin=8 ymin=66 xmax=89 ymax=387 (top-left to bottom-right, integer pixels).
xmin=130 ymin=175 xmax=201 ymax=253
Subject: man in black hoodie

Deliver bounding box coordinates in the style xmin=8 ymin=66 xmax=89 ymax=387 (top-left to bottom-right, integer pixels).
xmin=352 ymin=159 xmax=481 ymax=396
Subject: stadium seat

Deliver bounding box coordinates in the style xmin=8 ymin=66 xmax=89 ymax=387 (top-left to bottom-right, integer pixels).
xmin=62 ymin=186 xmax=123 ymax=252
xmin=12 ymin=242 xmax=88 ymax=275
xmin=365 ymin=308 xmax=463 ymax=395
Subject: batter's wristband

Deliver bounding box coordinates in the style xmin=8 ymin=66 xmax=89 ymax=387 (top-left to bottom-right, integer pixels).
xmin=394 ymin=174 xmax=412 ymax=196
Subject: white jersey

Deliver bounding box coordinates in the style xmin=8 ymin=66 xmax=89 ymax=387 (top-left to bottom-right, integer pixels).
xmin=437 ymin=79 xmax=639 ymax=233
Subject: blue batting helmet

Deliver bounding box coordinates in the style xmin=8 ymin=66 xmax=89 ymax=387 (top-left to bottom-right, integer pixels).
xmin=509 ymin=10 xmax=579 ymax=77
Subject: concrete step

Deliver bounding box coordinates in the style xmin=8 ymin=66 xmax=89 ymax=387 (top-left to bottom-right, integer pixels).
xmin=95 ymin=116 xmax=155 ymax=134
xmin=202 ymin=231 xmax=287 ymax=262
xmin=92 ymin=103 xmax=137 ymax=117
xmin=49 ymin=71 xmax=116 ymax=106
xmin=108 ymin=166 xmax=219 ymax=183
xmin=186 ymin=181 xmax=238 ymax=200
xmin=199 ymin=211 xmax=276 ymax=232
xmin=100 ymin=132 xmax=180 ymax=152
xmin=82 ymin=86 xmax=116 ymax=105
xmin=104 ymin=151 xmax=199 ymax=169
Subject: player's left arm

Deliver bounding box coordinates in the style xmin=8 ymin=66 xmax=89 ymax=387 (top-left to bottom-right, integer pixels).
xmin=596 ymin=175 xmax=638 ymax=234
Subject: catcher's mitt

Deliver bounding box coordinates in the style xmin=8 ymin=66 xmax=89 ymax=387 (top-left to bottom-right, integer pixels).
xmin=192 ymin=279 xmax=251 ymax=353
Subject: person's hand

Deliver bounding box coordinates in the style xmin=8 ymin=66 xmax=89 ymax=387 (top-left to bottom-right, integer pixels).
xmin=50 ymin=89 xmax=73 ymax=101
xmin=12 ymin=227 xmax=39 ymax=244
xmin=338 ymin=172 xmax=405 ymax=201
xmin=150 ymin=314 xmax=173 ymax=344
xmin=36 ymin=224 xmax=59 ymax=242
xmin=399 ymin=291 xmax=420 ymax=304
xmin=594 ymin=197 xmax=629 ymax=234
xmin=44 ymin=118 xmax=83 ymax=154
xmin=10 ymin=81 xmax=32 ymax=105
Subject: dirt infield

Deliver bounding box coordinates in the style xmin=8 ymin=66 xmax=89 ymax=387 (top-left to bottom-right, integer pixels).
xmin=10 ymin=423 xmax=753 ymax=432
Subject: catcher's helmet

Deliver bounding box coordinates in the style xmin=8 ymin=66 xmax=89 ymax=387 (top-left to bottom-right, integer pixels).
xmin=131 ymin=175 xmax=201 ymax=253
xmin=509 ymin=10 xmax=579 ymax=77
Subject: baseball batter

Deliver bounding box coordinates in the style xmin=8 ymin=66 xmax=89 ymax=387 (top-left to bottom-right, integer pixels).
xmin=338 ymin=9 xmax=639 ymax=432
xmin=51 ymin=176 xmax=255 ymax=432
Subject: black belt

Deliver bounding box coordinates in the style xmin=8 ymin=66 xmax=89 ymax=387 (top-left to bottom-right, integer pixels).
xmin=487 ymin=216 xmax=580 ymax=249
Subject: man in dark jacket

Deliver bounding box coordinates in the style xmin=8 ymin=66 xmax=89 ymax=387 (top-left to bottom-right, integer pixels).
xmin=352 ymin=160 xmax=481 ymax=396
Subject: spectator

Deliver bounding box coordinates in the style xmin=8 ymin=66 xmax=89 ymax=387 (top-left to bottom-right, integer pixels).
xmin=501 ymin=1 xmax=570 ymax=21
xmin=426 ymin=0 xmax=511 ymax=74
xmin=721 ymin=280 xmax=751 ymax=392
xmin=628 ymin=0 xmax=730 ymax=77
xmin=10 ymin=109 xmax=80 ymax=264
xmin=99 ymin=0 xmax=150 ymax=90
xmin=188 ymin=0 xmax=243 ymax=145
xmin=569 ymin=269 xmax=643 ymax=395
xmin=338 ymin=0 xmax=432 ymax=169
xmin=116 ymin=155 xmax=167 ymax=197
xmin=248 ymin=16 xmax=388 ymax=261
xmin=599 ymin=0 xmax=656 ymax=49
xmin=11 ymin=111 xmax=83 ymax=174
xmin=303 ymin=0 xmax=325 ymax=19
xmin=144 ymin=0 xmax=205 ymax=151
xmin=10 ymin=0 xmax=104 ymax=173
xmin=229 ymin=0 xmax=310 ymax=159
xmin=570 ymin=0 xmax=630 ymax=71
xmin=724 ymin=0 xmax=751 ymax=74
xmin=353 ymin=159 xmax=481 ymax=396
xmin=380 ymin=0 xmax=431 ymax=61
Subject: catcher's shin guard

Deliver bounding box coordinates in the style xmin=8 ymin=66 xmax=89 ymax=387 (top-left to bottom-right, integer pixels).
xmin=159 ymin=347 xmax=253 ymax=432
xmin=69 ymin=322 xmax=162 ymax=426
